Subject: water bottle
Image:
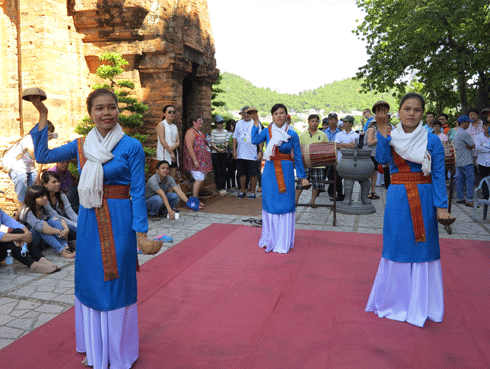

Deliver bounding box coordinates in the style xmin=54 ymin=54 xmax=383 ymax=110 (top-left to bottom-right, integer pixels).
xmin=6 ymin=249 xmax=14 ymax=276
xmin=206 ymin=134 xmax=211 ymax=145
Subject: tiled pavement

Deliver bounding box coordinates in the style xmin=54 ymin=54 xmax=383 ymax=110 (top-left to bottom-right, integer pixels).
xmin=1 ymin=185 xmax=489 ymax=350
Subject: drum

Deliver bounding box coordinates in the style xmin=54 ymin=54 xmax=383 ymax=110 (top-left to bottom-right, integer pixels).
xmin=301 ymin=142 xmax=337 ymax=168
xmin=443 ymin=143 xmax=455 ymax=169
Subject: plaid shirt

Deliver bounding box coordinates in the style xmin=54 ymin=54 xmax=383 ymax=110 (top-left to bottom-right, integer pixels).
xmin=467 ymin=120 xmax=484 ymax=157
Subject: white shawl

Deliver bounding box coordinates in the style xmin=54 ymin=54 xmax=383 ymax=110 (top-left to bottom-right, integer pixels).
xmin=390 ymin=121 xmax=431 ymax=175
xmin=78 ymin=124 xmax=125 ymax=209
xmin=263 ymin=123 xmax=291 ymax=161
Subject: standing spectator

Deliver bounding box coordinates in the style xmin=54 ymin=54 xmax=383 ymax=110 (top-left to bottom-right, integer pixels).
xmin=438 ymin=113 xmax=450 ymax=135
xmin=334 ymin=115 xmax=359 ymax=199
xmin=1 ymin=207 xmax=58 ymax=274
xmin=423 ymin=111 xmax=436 ymax=132
xmin=468 ymin=108 xmax=484 ymax=183
xmin=250 ymin=104 xmax=308 ymax=253
xmin=156 ymin=104 xmax=180 ymax=179
xmin=362 ymin=108 xmax=374 ymax=132
xmin=5 ymin=122 xmax=55 ymax=205
xmin=432 ymin=121 xmax=448 ymax=143
xmin=295 ymin=114 xmax=329 ymax=207
xmin=454 ymin=115 xmax=476 ymax=207
xmin=324 ymin=113 xmax=343 ymax=200
xmin=480 ymin=108 xmax=490 ymax=124
xmin=233 ymin=106 xmax=262 ymax=199
xmin=474 ymin=119 xmax=490 ymax=180
xmin=48 ymin=161 xmax=79 ymax=213
xmin=183 ymin=113 xmax=212 ymax=207
xmin=210 ymin=115 xmax=230 ymax=196
xmin=145 ymin=160 xmax=189 ymax=220
xmin=225 ymin=120 xmax=238 ymax=190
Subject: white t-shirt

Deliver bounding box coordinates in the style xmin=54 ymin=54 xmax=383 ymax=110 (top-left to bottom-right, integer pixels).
xmin=334 ymin=130 xmax=359 ymax=160
xmin=233 ymin=119 xmax=260 ymax=160
xmin=10 ymin=135 xmax=35 ymax=173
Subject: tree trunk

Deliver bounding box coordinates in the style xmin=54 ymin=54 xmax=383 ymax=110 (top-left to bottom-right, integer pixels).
xmin=475 ymin=71 xmax=490 ymax=111
xmin=458 ymin=70 xmax=469 ymax=114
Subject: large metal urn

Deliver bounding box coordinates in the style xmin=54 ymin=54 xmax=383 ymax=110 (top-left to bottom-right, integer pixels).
xmin=336 ymin=145 xmax=376 ymax=215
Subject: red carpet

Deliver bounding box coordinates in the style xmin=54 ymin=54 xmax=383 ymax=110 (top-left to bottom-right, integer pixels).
xmin=1 ymin=224 xmax=489 ymax=369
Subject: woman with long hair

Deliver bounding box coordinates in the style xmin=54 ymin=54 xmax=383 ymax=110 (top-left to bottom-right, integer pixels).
xmin=29 ymin=89 xmax=162 ymax=368
xmin=156 ymin=104 xmax=180 ymax=179
xmin=20 ymin=185 xmax=74 ymax=259
xmin=365 ymin=92 xmax=454 ymax=327
xmin=250 ymin=104 xmax=309 ymax=253
xmin=183 ymin=113 xmax=212 ymax=207
xmin=41 ymin=170 xmax=77 ymax=238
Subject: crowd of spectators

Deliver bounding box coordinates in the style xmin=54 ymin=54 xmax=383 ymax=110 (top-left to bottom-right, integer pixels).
xmin=2 ymin=101 xmax=490 ymax=274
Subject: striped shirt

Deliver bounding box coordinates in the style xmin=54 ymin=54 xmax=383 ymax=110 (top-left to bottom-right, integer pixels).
xmin=210 ymin=129 xmax=230 ymax=154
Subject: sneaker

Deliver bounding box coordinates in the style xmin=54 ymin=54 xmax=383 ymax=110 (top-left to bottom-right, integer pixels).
xmin=219 ymin=189 xmax=227 ymax=196
xmin=237 ymin=192 xmax=246 ymax=199
xmin=148 ymin=214 xmax=161 ymax=221
xmin=248 ymin=193 xmax=256 ymax=200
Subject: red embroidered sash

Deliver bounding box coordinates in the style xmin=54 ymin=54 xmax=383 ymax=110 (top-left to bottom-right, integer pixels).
xmin=77 ymin=137 xmax=125 ymax=281
xmin=391 ymin=149 xmax=431 ymax=243
xmin=268 ymin=125 xmax=292 ymax=194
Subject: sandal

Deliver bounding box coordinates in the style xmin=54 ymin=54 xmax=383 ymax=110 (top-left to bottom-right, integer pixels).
xmin=367 ymin=193 xmax=374 ymax=199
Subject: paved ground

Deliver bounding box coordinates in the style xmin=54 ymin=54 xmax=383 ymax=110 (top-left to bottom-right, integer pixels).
xmin=1 ymin=184 xmax=489 ymax=350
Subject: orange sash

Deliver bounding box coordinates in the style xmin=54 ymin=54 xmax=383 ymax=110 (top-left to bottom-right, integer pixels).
xmin=77 ymin=137 xmax=123 ymax=281
xmin=391 ymin=149 xmax=431 ymax=243
xmin=268 ymin=125 xmax=292 ymax=194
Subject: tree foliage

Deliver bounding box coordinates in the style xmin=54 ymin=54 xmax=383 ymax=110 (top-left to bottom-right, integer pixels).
xmin=215 ymin=72 xmax=399 ymax=116
xmin=74 ymin=52 xmax=154 ymax=157
xmin=354 ymin=0 xmax=490 ymax=113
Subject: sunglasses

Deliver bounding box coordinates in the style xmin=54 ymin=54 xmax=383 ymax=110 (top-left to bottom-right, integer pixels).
xmin=167 ymin=110 xmax=176 ymax=114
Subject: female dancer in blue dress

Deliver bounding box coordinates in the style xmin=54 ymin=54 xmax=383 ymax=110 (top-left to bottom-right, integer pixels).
xmin=251 ymin=104 xmax=309 ymax=253
xmin=365 ymin=93 xmax=454 ymax=327
xmin=29 ymin=89 xmax=162 ymax=368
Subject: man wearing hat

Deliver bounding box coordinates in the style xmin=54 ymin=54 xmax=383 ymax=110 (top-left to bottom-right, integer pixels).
xmin=233 ymin=106 xmax=263 ymax=199
xmin=454 ymin=115 xmax=476 ymax=207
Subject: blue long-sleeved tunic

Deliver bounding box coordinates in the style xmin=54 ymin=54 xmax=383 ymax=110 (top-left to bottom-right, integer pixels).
xmin=251 ymin=126 xmax=306 ymax=214
xmin=31 ymin=124 xmax=148 ymax=311
xmin=376 ymin=132 xmax=447 ymax=263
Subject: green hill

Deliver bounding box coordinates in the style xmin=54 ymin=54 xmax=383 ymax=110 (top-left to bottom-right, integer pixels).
xmin=216 ymin=72 xmax=398 ymax=115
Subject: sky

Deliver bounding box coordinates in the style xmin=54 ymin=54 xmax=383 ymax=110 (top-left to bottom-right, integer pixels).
xmin=207 ymin=0 xmax=369 ymax=94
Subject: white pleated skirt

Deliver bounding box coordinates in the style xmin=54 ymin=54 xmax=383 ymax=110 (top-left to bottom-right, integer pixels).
xmin=259 ymin=210 xmax=296 ymax=254
xmin=75 ymin=297 xmax=139 ymax=369
xmin=365 ymin=257 xmax=444 ymax=327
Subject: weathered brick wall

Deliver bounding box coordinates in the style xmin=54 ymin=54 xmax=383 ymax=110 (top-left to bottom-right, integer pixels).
xmin=0 ymin=0 xmax=218 ymax=211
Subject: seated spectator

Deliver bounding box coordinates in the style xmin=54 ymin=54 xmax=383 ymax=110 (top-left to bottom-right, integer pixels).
xmin=19 ymin=185 xmax=75 ymax=259
xmin=41 ymin=171 xmax=77 ymax=242
xmin=47 ymin=160 xmax=79 ymax=213
xmin=4 ymin=121 xmax=55 ymax=206
xmin=1 ymin=207 xmax=58 ymax=274
xmin=145 ymin=160 xmax=189 ymax=220
xmin=432 ymin=121 xmax=448 ymax=143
